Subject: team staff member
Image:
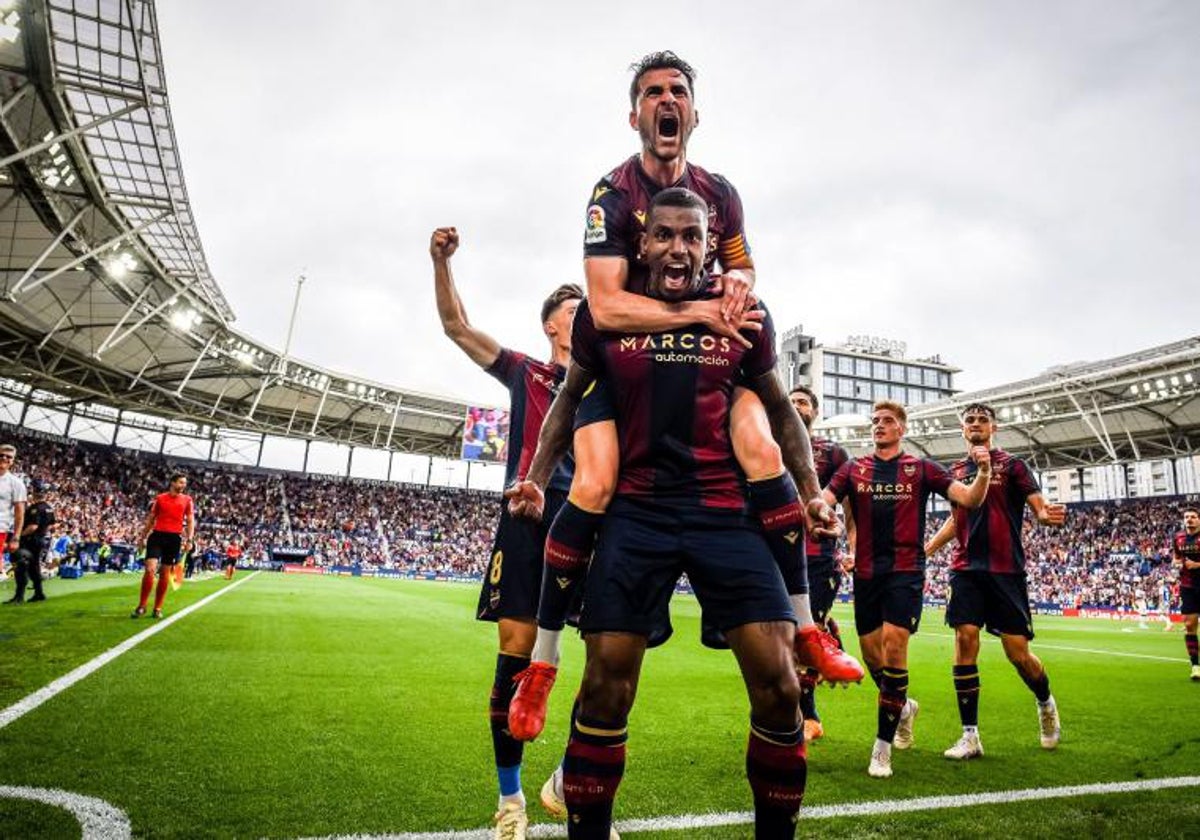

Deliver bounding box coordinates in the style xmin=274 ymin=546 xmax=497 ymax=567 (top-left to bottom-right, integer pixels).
xmin=6 ymin=478 xmax=51 ymax=603
xmin=431 ymin=225 xmax=582 ymax=840
xmin=1172 ymin=506 xmax=1200 ymax=681
xmin=131 ymin=473 xmax=195 ymax=619
xmin=825 ymin=401 xmax=991 ymax=778
xmin=925 ymin=403 xmax=1067 ymax=759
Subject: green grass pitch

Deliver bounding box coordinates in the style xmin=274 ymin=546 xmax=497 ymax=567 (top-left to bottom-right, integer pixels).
xmin=1 ymin=572 xmax=1198 ymax=838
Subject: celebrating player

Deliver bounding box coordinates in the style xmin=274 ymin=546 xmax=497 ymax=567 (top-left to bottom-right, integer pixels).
xmin=506 ymin=50 xmax=858 ymax=746
xmin=1171 ymin=506 xmax=1200 ymax=680
xmin=924 ymin=403 xmax=1067 ymax=760
xmin=788 ymin=385 xmax=855 ymax=742
xmin=525 ymin=188 xmax=826 ymax=838
xmin=131 ymin=473 xmax=195 ymax=619
xmin=825 ymin=401 xmax=991 ymax=778
xmin=431 ymin=225 xmax=583 ymax=839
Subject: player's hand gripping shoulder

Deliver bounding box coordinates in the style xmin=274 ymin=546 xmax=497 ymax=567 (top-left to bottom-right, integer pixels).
xmin=429 ymin=227 xmax=459 ymax=261
xmin=695 ymin=297 xmax=764 ymax=349
xmin=504 ymin=480 xmax=545 ymax=522
xmin=710 ymin=271 xmax=756 ymax=325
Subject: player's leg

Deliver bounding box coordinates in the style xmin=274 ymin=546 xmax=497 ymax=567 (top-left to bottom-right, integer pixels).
xmin=564 ymin=631 xmax=644 ymax=839
xmin=729 ymin=387 xmax=862 ymax=684
xmin=943 ymin=571 xmax=984 ymax=759
xmin=1000 ymin=633 xmax=1060 ymax=747
xmin=1181 ymin=587 xmax=1199 ymax=679
xmin=726 ymin=620 xmax=807 ymax=838
xmin=27 ymin=549 xmax=46 ymax=601
xmin=6 ymin=548 xmax=28 ymax=603
xmin=133 ymin=554 xmax=159 ymax=617
xmin=799 ymin=564 xmax=841 ymax=741
xmin=510 ymin=408 xmax=617 ymax=742
xmin=477 ymin=511 xmax=543 ymax=834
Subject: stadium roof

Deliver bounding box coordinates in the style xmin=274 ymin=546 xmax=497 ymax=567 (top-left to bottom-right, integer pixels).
xmin=820 ymin=336 xmax=1200 ymax=470
xmin=0 ymin=0 xmax=469 ymax=457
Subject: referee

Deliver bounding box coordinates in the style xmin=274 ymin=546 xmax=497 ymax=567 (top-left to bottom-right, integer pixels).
xmin=131 ymin=473 xmax=195 ymax=619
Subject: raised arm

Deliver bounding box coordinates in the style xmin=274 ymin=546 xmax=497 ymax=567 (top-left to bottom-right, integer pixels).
xmin=946 ymin=447 xmax=993 ymax=508
xmin=430 ymin=227 xmax=502 ymax=368
xmin=746 ymin=370 xmax=838 ymax=536
xmin=504 ymin=362 xmax=595 ymax=519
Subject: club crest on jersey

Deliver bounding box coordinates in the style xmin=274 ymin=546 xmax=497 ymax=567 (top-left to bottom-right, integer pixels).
xmin=592 ymin=185 xmax=611 ymax=201
xmin=903 ymin=464 xmax=917 ymax=477
xmin=633 ymin=208 xmax=647 ymax=227
xmin=858 ymin=462 xmax=870 ymax=476
xmin=585 ymin=204 xmax=606 ymax=244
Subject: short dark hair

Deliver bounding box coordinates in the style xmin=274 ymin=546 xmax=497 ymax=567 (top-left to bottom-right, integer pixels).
xmin=540 ymin=283 xmax=584 ymax=325
xmin=961 ymin=402 xmax=997 ymax=420
xmin=789 ymin=384 xmax=818 ymax=411
xmin=649 ymin=186 xmax=708 ymax=221
xmin=169 ymin=472 xmax=187 ymax=484
xmin=629 ymin=50 xmax=696 ymax=108
xmin=1184 ymin=506 xmax=1200 ymax=518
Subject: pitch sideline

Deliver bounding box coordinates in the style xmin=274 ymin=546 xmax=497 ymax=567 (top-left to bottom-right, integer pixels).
xmin=0 ymin=571 xmax=261 ymax=730
xmin=297 ymin=775 xmax=1200 ymax=839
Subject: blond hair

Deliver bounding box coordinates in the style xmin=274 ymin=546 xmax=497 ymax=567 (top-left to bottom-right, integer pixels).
xmin=872 ymin=400 xmax=907 ymax=425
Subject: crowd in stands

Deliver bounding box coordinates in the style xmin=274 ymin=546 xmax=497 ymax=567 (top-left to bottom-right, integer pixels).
xmin=4 ymin=427 xmax=498 ymax=577
xmin=3 ymin=425 xmax=1196 ymax=609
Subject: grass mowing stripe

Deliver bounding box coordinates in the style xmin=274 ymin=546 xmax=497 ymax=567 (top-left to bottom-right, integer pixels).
xmin=923 ymin=631 xmax=1188 ymax=663
xmin=304 ymin=775 xmax=1200 ymax=839
xmin=0 ymin=786 xmax=131 ymax=840
xmin=0 ymin=571 xmax=260 ymax=730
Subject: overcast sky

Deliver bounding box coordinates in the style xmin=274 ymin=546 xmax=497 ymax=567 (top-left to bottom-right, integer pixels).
xmin=155 ymin=0 xmax=1199 ymax=408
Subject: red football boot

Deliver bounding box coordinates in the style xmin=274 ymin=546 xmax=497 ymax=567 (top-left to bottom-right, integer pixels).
xmin=794 ymin=624 xmax=864 ymax=684
xmin=508 ymin=661 xmax=558 ymax=741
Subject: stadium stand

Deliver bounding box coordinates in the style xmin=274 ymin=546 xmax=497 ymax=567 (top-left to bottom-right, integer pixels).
xmin=3 ymin=424 xmax=1194 ymax=613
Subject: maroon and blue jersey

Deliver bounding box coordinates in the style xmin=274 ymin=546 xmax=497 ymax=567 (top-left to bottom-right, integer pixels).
xmin=948 ymin=449 xmax=1040 ymax=574
xmin=571 ymin=297 xmax=776 ymax=511
xmin=807 ymin=437 xmax=850 ymax=563
xmin=828 ymin=453 xmax=954 ymax=579
xmin=1174 ymin=530 xmax=1200 ymax=589
xmin=583 ymin=156 xmax=751 ymax=295
xmin=485 ymin=349 xmax=573 ymax=493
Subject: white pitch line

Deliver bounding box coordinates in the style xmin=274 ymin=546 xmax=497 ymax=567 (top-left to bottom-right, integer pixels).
xmin=0 ymin=572 xmax=260 ymax=730
xmin=0 ymin=786 xmax=131 ymax=840
xmin=923 ymin=632 xmax=1187 ymax=663
xmin=299 ymin=775 xmax=1200 ymax=839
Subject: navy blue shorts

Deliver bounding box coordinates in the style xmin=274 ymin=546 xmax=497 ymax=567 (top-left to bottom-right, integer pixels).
xmin=579 ymin=499 xmax=794 ymax=647
xmin=477 ymin=489 xmax=567 ymax=622
xmin=853 ymin=571 xmax=925 ymax=636
xmin=808 ymin=558 xmax=843 ymax=626
xmin=574 ymin=378 xmax=616 ymax=431
xmin=946 ymin=570 xmax=1035 ymax=638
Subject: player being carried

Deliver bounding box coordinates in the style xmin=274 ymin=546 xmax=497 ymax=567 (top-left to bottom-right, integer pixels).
xmin=1170 ymin=505 xmax=1200 ymax=680
xmin=431 ymin=226 xmax=584 ymax=839
xmin=924 ymin=403 xmax=1066 ymax=760
xmin=824 ymin=401 xmax=991 ymax=778
xmin=505 ymin=49 xmax=860 ymax=745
